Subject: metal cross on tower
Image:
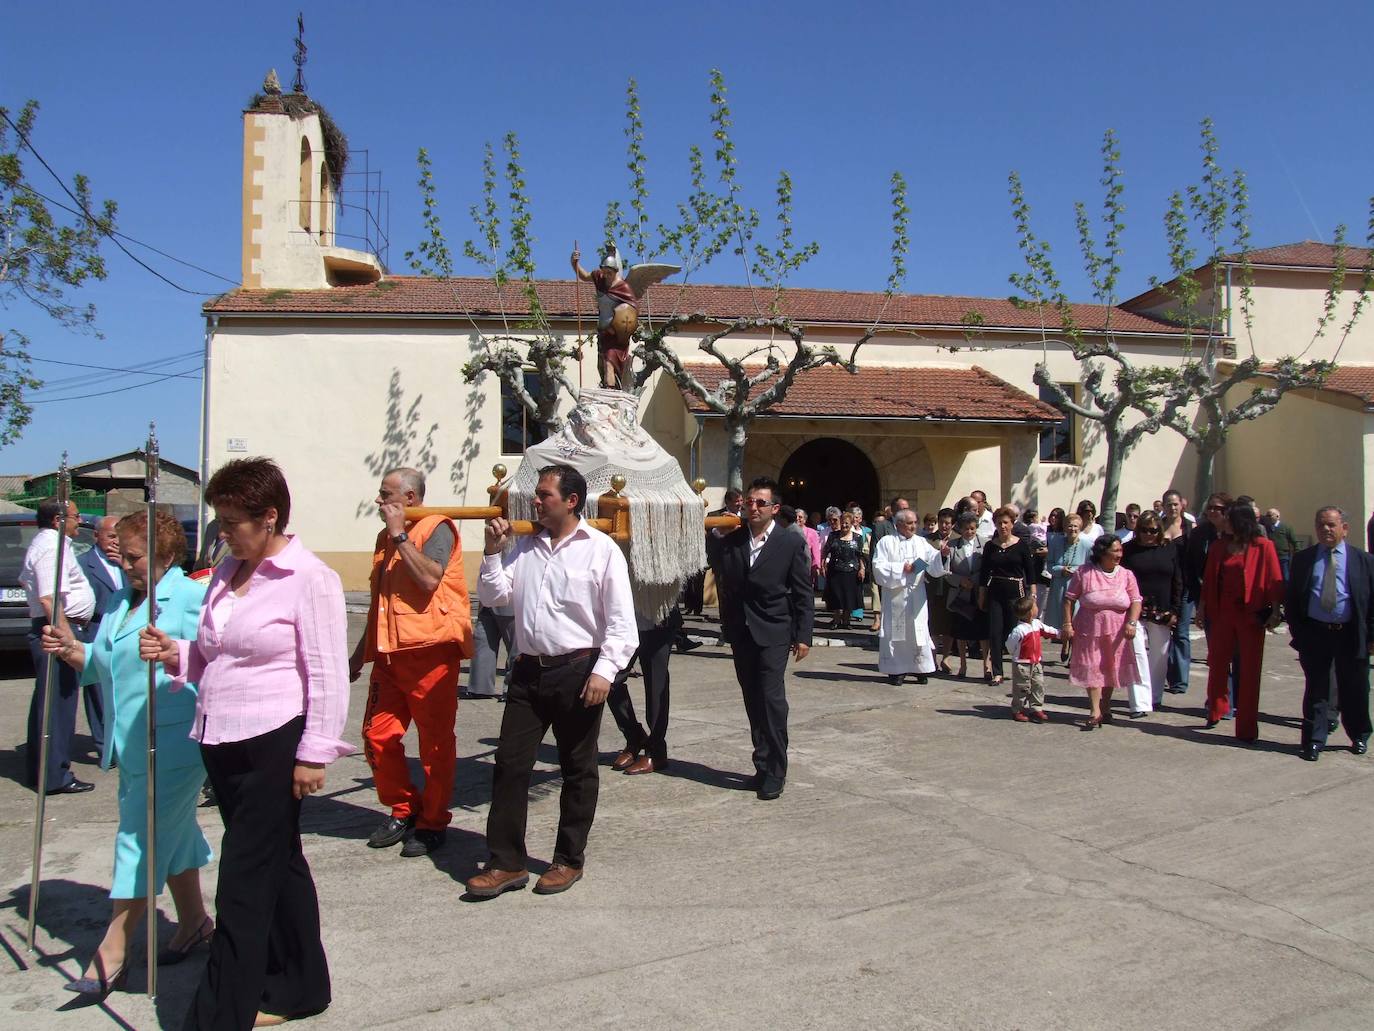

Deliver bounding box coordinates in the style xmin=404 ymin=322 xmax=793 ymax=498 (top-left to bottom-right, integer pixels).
xmin=292 ymin=12 xmax=308 ymax=94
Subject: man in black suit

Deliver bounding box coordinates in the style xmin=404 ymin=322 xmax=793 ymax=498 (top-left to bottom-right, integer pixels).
xmin=1285 ymin=506 xmax=1374 ymax=761
xmin=75 ymin=514 xmax=123 ymax=756
xmin=712 ymin=477 xmax=813 ymax=800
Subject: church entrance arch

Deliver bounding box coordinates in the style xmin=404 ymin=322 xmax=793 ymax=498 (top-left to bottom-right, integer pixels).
xmin=777 ymin=437 xmax=880 ymax=525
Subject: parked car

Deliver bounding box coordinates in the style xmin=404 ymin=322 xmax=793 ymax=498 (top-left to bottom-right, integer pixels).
xmin=0 ymin=512 xmax=97 ymax=653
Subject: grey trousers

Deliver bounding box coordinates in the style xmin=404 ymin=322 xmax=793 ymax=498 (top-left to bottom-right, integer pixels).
xmin=468 ymin=606 xmax=514 ymax=696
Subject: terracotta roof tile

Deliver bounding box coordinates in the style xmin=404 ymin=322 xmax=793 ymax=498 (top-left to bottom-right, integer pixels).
xmin=204 ymin=276 xmax=1188 ymax=336
xmin=1317 ymin=365 xmax=1374 ymax=406
xmin=680 ymin=363 xmax=1063 ymax=423
xmin=1227 ymin=241 xmax=1374 ymax=269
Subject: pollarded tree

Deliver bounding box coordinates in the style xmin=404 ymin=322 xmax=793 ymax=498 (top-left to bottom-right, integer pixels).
xmin=1007 ymin=129 xmax=1188 ymax=530
xmin=1147 ymin=120 xmax=1373 ymax=503
xmin=0 ymin=100 xmax=117 ymax=444
xmin=406 ymin=135 xmax=579 ymax=433
xmin=617 ymin=71 xmax=912 ymax=491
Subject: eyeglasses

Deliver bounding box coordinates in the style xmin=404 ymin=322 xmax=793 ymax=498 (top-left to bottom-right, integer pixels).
xmin=1206 ymin=505 xmax=1225 ymax=513
xmin=1139 ymin=527 xmax=1161 ymax=534
xmin=743 ymin=499 xmax=775 ymax=508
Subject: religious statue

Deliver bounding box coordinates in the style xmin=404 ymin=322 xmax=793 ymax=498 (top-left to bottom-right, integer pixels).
xmin=571 ymin=245 xmax=679 ymax=389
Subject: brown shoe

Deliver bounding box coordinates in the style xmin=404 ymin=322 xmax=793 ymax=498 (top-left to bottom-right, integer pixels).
xmin=611 ymin=749 xmax=640 ymax=771
xmin=533 ymin=863 xmax=583 ymax=895
xmin=624 ymin=755 xmax=666 ymax=775
xmin=465 ymin=867 xmax=529 ymax=898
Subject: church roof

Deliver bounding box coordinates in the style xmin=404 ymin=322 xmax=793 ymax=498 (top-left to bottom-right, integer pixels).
xmin=1228 ymin=241 xmax=1374 ymax=270
xmin=679 ymin=364 xmax=1064 ymax=424
xmin=204 ymin=276 xmax=1190 ymax=337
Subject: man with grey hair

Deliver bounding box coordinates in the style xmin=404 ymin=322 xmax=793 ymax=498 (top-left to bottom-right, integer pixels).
xmin=872 ymin=508 xmax=951 ymax=685
xmin=1286 ymin=506 xmax=1374 ymax=761
xmin=350 ymin=466 xmax=474 ymax=856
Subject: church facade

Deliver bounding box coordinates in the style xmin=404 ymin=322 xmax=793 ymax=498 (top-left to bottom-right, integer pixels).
xmin=202 ymin=86 xmax=1374 ymax=589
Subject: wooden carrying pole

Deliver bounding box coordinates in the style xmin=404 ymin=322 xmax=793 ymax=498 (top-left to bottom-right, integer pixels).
xmin=143 ymin=425 xmax=160 ymax=1000
xmin=27 ymin=452 xmax=71 ymax=951
xmin=402 ymin=466 xmax=738 ymax=541
xmin=402 ymin=465 xmax=632 ymax=542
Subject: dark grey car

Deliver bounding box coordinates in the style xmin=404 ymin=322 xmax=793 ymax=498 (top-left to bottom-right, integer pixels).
xmin=0 ymin=513 xmax=97 ymax=652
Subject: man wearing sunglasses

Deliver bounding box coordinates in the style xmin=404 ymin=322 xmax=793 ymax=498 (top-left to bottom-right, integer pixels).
xmin=712 ymin=477 xmax=814 ymax=800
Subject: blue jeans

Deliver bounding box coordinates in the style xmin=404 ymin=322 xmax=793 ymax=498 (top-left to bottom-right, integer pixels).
xmin=1168 ymin=597 xmax=1195 ymax=690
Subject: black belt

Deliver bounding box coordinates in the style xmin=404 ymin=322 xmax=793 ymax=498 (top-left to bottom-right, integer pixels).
xmin=517 ymin=647 xmax=598 ymax=668
xmin=1317 ymin=620 xmax=1350 ymax=631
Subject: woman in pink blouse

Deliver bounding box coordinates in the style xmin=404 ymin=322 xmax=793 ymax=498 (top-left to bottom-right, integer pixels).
xmin=142 ymin=458 xmax=350 ymax=1030
xmin=1060 ymin=534 xmax=1142 ymax=730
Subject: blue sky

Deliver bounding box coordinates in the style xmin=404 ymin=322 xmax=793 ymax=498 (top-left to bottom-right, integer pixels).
xmin=3 ymin=0 xmax=1369 ymax=474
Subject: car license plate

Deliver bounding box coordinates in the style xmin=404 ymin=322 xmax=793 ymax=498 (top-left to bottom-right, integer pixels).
xmin=2 ymin=588 xmax=26 ymax=602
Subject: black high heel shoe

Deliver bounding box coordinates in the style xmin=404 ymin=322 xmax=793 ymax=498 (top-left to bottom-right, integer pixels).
xmin=63 ymin=960 xmax=127 ymax=998
xmin=158 ymin=915 xmax=214 ymax=966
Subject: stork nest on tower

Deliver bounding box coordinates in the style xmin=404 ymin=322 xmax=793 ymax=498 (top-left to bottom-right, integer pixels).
xmin=245 ymin=90 xmax=349 ymax=193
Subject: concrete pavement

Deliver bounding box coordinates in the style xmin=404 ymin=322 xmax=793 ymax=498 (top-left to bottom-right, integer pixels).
xmin=1 ymin=615 xmax=1373 ymax=1029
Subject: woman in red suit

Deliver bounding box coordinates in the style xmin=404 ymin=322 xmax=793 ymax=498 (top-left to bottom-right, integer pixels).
xmin=1197 ymin=500 xmax=1283 ymax=740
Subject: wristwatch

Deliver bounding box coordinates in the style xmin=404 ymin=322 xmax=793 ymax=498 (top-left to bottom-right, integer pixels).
xmin=391 ymin=531 xmax=409 ymax=545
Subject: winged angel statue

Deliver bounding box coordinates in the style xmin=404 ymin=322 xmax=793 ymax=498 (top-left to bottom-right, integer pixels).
xmin=571 ymin=245 xmax=680 ymax=389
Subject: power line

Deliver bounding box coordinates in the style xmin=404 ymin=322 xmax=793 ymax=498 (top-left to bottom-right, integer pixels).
xmin=1 ymin=107 xmax=222 ymax=297
xmin=26 ymin=351 xmax=202 ymax=381
xmin=27 ymin=364 xmax=203 ymax=405
xmin=16 ymin=184 xmax=238 ymax=286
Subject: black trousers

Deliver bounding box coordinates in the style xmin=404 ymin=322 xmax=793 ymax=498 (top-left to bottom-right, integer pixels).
xmin=25 ymin=618 xmax=79 ymax=790
xmin=731 ymin=632 xmax=790 ymax=791
xmin=1298 ymin=625 xmax=1373 ymax=749
xmin=185 ymin=716 xmax=330 ymax=1030
xmin=985 ymin=585 xmax=1022 ymax=680
xmin=608 ymin=623 xmax=674 ymax=762
xmin=486 ymin=654 xmax=604 ymax=871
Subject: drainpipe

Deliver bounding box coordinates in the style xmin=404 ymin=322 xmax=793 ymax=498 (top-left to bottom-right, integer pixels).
xmin=1225 ymin=264 xmax=1232 ymax=341
xmin=198 ymin=314 xmax=218 ymax=550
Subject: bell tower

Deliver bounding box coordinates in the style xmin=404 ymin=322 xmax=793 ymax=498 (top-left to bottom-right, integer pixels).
xmin=239 ymin=69 xmax=382 ymax=289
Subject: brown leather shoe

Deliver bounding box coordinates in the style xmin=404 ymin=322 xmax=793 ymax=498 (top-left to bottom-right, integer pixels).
xmin=465 ymin=867 xmax=529 ymax=898
xmin=533 ymin=863 xmax=583 ymax=895
xmin=611 ymin=749 xmax=640 ymax=771
xmin=624 ymin=755 xmax=665 ymax=775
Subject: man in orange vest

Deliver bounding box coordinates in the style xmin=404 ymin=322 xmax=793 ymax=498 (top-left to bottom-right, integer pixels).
xmin=350 ymin=467 xmax=473 ymax=857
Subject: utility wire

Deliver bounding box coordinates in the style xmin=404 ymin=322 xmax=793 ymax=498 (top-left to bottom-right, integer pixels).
xmin=26 ymin=351 xmax=201 ymax=381
xmin=28 ymin=364 xmax=202 ymax=405
xmin=2 ymin=107 xmax=221 ymax=296
xmin=16 ymin=184 xmax=238 ymax=286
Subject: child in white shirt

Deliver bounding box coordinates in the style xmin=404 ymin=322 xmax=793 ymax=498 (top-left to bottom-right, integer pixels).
xmin=1005 ymin=595 xmax=1060 ymax=723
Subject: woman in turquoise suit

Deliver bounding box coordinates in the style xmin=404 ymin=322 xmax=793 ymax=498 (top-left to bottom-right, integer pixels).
xmin=43 ymin=510 xmax=213 ymax=997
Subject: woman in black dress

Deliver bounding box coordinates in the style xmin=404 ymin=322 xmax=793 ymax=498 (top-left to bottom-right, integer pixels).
xmin=1122 ymin=509 xmax=1183 ymax=711
xmin=979 ymin=506 xmax=1037 ymax=686
xmin=822 ymin=511 xmax=865 ymax=629
xmin=924 ymin=508 xmax=957 ymax=674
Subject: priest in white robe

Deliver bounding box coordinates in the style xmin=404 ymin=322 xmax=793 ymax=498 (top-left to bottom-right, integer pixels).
xmin=873 ymin=509 xmax=951 ymax=684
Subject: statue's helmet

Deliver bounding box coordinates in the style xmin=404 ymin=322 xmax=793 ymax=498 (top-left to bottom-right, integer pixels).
xmin=600 ymin=247 xmax=623 ymax=273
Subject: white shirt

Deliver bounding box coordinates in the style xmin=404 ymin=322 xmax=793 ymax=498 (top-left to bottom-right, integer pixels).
xmin=95 ymin=549 xmax=125 ymax=590
xmin=20 ymin=528 xmax=95 ymax=621
xmin=478 ymin=517 xmax=637 ymax=683
xmin=748 ymin=519 xmax=776 ymax=568
xmin=976 ymin=509 xmax=994 ymax=545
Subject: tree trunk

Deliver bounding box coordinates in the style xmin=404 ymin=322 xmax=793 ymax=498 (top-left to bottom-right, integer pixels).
xmin=1098 ymin=432 xmax=1123 ymax=534
xmin=1192 ymin=440 xmax=1221 ymax=507
xmin=725 ymin=414 xmax=748 ymax=493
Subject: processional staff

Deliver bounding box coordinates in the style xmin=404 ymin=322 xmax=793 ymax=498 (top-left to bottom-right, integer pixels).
xmin=27 ymin=453 xmax=71 ymax=951
xmin=143 ymin=424 xmax=160 ymax=1000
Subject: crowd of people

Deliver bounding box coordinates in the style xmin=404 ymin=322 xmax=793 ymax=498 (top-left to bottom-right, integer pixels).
xmin=17 ymin=462 xmax=1374 ymax=1028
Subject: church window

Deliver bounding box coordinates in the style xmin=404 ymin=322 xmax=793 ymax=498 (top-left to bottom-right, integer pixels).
xmin=299 ymin=138 xmax=313 ymax=232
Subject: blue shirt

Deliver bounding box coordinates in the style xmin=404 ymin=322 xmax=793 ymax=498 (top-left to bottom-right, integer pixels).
xmin=1308 ymin=541 xmax=1351 ymax=623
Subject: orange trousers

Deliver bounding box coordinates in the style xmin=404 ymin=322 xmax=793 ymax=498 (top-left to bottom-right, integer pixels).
xmin=1205 ymin=608 xmax=1266 ymax=740
xmin=362 ymin=643 xmax=462 ymax=831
